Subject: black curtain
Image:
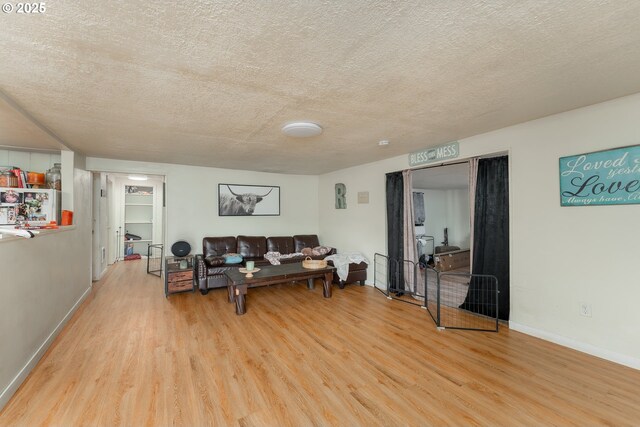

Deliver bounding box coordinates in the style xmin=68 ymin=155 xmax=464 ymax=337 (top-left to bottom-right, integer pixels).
xmin=386 ymin=172 xmax=404 ymax=291
xmin=460 ymin=156 xmax=510 ymax=321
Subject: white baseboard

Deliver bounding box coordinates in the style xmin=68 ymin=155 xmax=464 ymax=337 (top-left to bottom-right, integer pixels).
xmin=0 ymin=286 xmax=92 ymax=410
xmin=509 ymin=321 xmax=640 ymax=371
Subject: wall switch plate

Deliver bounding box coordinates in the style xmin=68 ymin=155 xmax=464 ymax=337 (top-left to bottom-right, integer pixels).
xmin=580 ymin=303 xmax=592 ymax=317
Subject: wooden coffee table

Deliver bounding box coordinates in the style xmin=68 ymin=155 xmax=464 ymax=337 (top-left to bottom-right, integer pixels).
xmin=225 ymin=263 xmax=336 ymax=315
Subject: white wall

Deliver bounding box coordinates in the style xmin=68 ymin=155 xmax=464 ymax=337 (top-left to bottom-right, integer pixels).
xmin=0 ymin=149 xmax=60 ymax=173
xmin=414 ymin=188 xmax=470 ymax=250
xmin=446 ymin=188 xmax=470 ymax=249
xmin=92 ymin=173 xmax=108 ymax=280
xmin=319 ymin=156 xmax=407 ymax=270
xmin=106 ymin=175 xmax=117 ymax=264
xmin=0 ymin=155 xmax=92 ymax=409
xmin=85 ymin=159 xmax=321 ymax=253
xmin=319 ymin=92 xmax=640 ymax=368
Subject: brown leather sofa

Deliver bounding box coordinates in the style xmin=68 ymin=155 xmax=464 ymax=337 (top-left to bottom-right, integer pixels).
xmin=196 ymin=235 xmax=336 ymax=294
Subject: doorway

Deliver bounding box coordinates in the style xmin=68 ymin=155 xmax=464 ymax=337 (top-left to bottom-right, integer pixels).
xmin=382 ymin=156 xmax=510 ymax=330
xmin=412 ymin=162 xmax=470 ymax=271
xmin=91 ymin=172 xmax=165 ymax=281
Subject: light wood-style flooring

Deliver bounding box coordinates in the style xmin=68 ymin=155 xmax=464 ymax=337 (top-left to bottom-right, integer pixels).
xmin=1 ymin=260 xmax=639 ymax=426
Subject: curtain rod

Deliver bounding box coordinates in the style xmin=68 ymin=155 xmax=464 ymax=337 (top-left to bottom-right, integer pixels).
xmin=388 ymin=151 xmax=508 ymax=175
xmin=386 ymin=160 xmax=468 ymax=176
xmin=408 ymin=159 xmax=469 ymax=172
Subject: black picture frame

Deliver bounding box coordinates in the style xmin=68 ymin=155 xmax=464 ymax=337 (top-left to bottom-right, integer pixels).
xmin=218 ymin=184 xmax=280 ymax=216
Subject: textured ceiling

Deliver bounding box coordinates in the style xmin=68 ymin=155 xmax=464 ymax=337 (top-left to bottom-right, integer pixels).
xmin=2 ymin=1 xmax=640 ymax=174
xmin=0 ymin=92 xmax=65 ymax=151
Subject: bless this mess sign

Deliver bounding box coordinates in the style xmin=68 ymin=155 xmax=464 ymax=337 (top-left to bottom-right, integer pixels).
xmin=559 ymin=144 xmax=640 ymax=206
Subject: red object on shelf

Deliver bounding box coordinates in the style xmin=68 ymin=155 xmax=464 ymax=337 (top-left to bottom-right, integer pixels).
xmin=61 ymin=210 xmax=73 ymax=225
xmin=27 ymin=172 xmax=46 ymax=186
xmin=10 ymin=169 xmax=24 ymax=188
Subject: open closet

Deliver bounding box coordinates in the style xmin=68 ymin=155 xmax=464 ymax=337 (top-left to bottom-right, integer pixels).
xmin=106 ymin=174 xmax=165 ymax=262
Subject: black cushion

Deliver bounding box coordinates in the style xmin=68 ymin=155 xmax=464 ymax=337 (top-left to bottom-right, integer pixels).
xmin=205 ymin=256 xmax=225 ymax=267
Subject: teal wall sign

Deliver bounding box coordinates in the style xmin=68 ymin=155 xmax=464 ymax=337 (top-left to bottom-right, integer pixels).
xmin=559 ymin=144 xmax=640 ymax=206
xmin=409 ymin=141 xmax=459 ymax=167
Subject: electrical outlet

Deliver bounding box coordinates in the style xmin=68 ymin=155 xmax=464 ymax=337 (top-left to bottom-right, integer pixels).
xmin=580 ymin=303 xmax=592 ymax=317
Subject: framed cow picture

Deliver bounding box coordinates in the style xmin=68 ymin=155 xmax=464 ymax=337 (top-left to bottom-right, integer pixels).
xmin=218 ymin=184 xmax=280 ymax=216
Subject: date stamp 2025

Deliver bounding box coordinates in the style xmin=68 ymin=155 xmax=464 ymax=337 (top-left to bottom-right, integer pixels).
xmin=2 ymin=2 xmax=46 ymax=14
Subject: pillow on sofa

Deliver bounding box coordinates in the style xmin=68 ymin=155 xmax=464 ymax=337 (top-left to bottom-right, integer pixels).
xmin=223 ymin=253 xmax=243 ymax=264
xmin=313 ymin=246 xmax=332 ymax=256
xmin=205 ymin=256 xmax=225 ymax=267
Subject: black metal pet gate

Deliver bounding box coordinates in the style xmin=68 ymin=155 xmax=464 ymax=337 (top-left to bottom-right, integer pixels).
xmin=374 ymin=253 xmax=499 ymax=332
xmin=147 ymin=244 xmax=164 ymax=277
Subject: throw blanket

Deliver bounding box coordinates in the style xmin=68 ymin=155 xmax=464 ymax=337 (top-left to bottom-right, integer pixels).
xmin=264 ymin=251 xmax=303 ymax=265
xmin=324 ymin=252 xmax=369 ymax=281
xmin=264 ymin=246 xmax=334 ymax=265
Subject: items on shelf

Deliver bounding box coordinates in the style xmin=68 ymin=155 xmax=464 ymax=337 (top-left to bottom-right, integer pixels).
xmin=0 ymin=170 xmax=18 ymax=187
xmin=123 ymin=185 xmax=154 ymax=257
xmin=0 ymin=165 xmax=60 ymax=190
xmin=45 ymin=163 xmax=62 ymax=190
xmin=27 ymin=172 xmax=46 ymax=188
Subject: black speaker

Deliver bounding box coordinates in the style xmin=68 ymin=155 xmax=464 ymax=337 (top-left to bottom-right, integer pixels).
xmin=171 ymin=241 xmax=191 ymax=257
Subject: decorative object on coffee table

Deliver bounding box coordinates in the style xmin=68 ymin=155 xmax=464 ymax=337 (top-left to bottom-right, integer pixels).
xmin=302 ymin=257 xmax=328 ymax=269
xmin=238 ymin=267 xmax=260 ymax=278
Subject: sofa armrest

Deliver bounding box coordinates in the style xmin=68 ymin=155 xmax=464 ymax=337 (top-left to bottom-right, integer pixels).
xmin=195 ymin=254 xmax=207 ymax=288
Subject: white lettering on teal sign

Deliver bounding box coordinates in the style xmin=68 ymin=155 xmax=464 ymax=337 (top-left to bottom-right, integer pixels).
xmin=409 ymin=141 xmax=459 ymax=167
xmin=559 ymin=145 xmax=640 ymax=206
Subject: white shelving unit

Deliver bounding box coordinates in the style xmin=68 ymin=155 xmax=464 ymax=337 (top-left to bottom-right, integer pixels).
xmin=123 ymin=186 xmax=154 ymax=256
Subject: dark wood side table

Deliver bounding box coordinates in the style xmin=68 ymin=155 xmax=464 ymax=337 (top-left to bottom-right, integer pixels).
xmin=164 ymin=255 xmax=195 ymax=297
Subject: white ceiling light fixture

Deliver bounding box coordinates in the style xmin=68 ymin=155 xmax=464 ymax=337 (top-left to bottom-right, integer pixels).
xmin=281 ymin=122 xmax=323 ymax=138
xmin=378 ymin=140 xmax=390 ymax=146
xmin=128 ymin=175 xmax=148 ymax=181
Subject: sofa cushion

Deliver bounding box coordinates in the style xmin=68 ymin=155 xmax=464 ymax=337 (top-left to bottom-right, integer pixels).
xmin=223 ymin=253 xmax=243 ymax=264
xmin=279 ymin=254 xmax=305 ymax=264
xmin=293 ymin=235 xmax=320 ymax=253
xmin=301 ymin=245 xmax=335 ymax=257
xmin=237 ymin=235 xmax=267 ymax=258
xmin=267 ymin=236 xmax=295 ymax=254
xmin=207 ymin=264 xmax=237 ymax=276
xmin=205 ymin=255 xmax=225 ymax=267
xmin=314 ymin=245 xmax=332 ymax=255
xmin=243 ymin=256 xmax=271 ymax=267
xmin=203 ymin=236 xmax=237 ymax=257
